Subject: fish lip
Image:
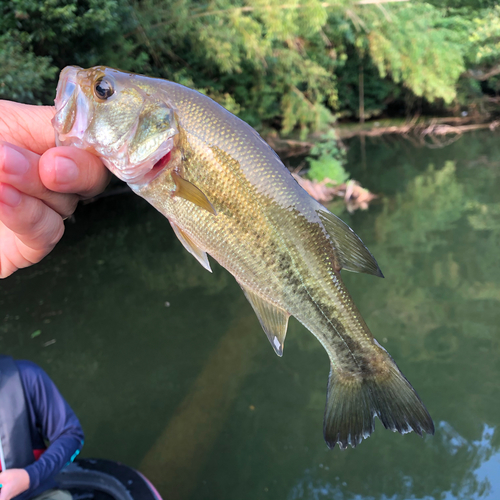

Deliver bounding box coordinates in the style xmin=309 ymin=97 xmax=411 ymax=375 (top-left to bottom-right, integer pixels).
xmin=53 ymin=66 xmax=90 ymax=146
xmin=54 ymin=66 xmax=82 ymax=115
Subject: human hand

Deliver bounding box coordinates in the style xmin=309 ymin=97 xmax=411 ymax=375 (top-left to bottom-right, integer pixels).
xmin=0 ymin=468 xmax=30 ymax=500
xmin=0 ymin=100 xmax=111 ymax=278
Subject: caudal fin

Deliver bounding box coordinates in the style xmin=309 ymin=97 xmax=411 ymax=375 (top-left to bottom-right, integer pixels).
xmin=323 ymin=362 xmax=434 ymax=449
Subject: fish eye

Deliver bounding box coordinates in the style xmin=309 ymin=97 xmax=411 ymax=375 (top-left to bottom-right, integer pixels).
xmin=94 ymin=76 xmax=115 ymax=101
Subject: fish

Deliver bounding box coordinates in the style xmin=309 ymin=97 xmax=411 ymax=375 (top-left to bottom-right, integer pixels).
xmin=53 ymin=66 xmax=434 ymax=449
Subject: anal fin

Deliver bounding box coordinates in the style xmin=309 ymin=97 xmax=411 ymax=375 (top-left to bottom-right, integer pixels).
xmin=239 ymin=283 xmax=289 ymax=357
xmin=170 ymin=221 xmax=212 ymax=272
xmin=172 ymin=171 xmax=217 ymax=215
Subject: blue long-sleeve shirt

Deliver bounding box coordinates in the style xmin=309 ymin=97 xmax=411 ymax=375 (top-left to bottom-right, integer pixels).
xmin=14 ymin=360 xmax=84 ymax=500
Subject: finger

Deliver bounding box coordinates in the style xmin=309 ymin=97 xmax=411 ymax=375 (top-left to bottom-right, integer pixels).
xmin=40 ymin=146 xmax=111 ymax=199
xmin=0 ymin=101 xmax=55 ymax=155
xmin=0 ymin=183 xmax=64 ymax=254
xmin=0 ymin=142 xmax=78 ymax=218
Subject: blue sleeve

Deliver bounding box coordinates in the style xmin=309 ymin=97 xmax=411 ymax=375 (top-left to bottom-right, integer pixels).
xmin=17 ymin=361 xmax=84 ymax=492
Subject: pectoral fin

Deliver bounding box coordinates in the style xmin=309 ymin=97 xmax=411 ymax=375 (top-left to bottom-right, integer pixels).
xmin=170 ymin=221 xmax=212 ymax=272
xmin=172 ymin=171 xmax=217 ymax=215
xmin=317 ymin=208 xmax=383 ymax=278
xmin=239 ymin=283 xmax=289 ymax=357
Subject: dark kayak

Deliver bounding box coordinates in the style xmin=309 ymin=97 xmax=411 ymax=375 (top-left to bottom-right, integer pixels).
xmin=55 ymin=458 xmax=162 ymax=500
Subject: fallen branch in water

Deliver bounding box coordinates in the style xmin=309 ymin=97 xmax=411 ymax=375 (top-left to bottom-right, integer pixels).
xmin=268 ymin=118 xmax=500 ymax=157
xmin=337 ymin=117 xmax=499 ymax=141
xmin=265 ymin=135 xmax=316 ymax=158
xmin=292 ymin=174 xmax=377 ymax=212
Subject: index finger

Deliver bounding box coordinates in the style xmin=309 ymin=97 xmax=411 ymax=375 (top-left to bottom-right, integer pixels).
xmin=0 ymin=101 xmax=56 ymax=155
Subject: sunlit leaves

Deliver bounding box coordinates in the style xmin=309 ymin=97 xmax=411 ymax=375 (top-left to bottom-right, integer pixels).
xmin=469 ymin=5 xmax=500 ymax=63
xmin=366 ymin=3 xmax=465 ymax=103
xmin=1 ymin=0 xmax=498 ymax=134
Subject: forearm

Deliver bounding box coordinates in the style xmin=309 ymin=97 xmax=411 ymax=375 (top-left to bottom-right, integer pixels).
xmin=24 ymin=433 xmax=83 ymax=491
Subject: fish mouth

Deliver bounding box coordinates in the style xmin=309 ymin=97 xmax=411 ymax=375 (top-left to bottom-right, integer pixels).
xmin=53 ymin=66 xmax=91 ymax=148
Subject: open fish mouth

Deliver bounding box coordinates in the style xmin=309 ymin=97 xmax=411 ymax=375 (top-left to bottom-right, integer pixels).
xmin=53 ymin=66 xmax=177 ymax=187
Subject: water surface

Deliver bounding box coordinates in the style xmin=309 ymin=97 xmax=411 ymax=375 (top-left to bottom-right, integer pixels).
xmin=1 ymin=131 xmax=500 ymax=500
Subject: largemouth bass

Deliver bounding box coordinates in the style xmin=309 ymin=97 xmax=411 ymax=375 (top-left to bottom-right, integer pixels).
xmin=53 ymin=66 xmax=434 ymax=449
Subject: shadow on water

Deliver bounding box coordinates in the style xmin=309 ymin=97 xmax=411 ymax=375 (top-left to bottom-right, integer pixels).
xmin=1 ymin=130 xmax=500 ymax=499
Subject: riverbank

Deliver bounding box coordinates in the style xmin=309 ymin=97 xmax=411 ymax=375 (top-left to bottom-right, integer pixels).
xmin=336 ymin=116 xmax=500 ymax=140
xmin=267 ymin=116 xmax=500 ymax=157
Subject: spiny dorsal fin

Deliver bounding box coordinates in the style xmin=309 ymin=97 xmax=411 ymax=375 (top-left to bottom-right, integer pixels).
xmin=170 ymin=221 xmax=212 ymax=272
xmin=172 ymin=171 xmax=217 ymax=215
xmin=239 ymin=283 xmax=289 ymax=357
xmin=317 ymin=209 xmax=383 ymax=278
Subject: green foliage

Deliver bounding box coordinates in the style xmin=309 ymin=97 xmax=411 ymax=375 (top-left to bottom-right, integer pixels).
xmin=469 ymin=5 xmax=500 ymax=64
xmin=0 ymin=0 xmax=138 ymax=103
xmin=306 ymin=130 xmax=348 ymax=183
xmin=0 ymin=32 xmax=56 ymax=102
xmin=335 ymin=51 xmax=400 ymax=119
xmin=366 ymin=3 xmax=466 ymax=103
xmin=130 ymin=0 xmax=340 ymax=135
xmin=1 ymin=0 xmax=499 ymax=130
xmin=307 ymin=155 xmax=349 ymax=184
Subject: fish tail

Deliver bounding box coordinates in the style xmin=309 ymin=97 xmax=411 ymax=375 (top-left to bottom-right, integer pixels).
xmin=323 ymin=360 xmax=434 ymax=450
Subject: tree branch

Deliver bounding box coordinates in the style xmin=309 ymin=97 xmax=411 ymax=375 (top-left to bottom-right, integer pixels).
xmin=464 ymin=65 xmax=500 ymax=81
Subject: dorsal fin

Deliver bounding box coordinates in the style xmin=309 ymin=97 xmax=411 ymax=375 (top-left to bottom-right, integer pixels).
xmin=238 ymin=283 xmax=289 ymax=357
xmin=170 ymin=221 xmax=212 ymax=272
xmin=317 ymin=209 xmax=383 ymax=278
xmin=172 ymin=171 xmax=217 ymax=215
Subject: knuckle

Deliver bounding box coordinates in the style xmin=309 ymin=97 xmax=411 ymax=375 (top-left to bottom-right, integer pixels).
xmin=47 ymin=219 xmax=65 ymax=247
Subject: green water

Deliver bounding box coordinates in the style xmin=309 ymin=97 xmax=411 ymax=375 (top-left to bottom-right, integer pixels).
xmin=2 ymin=131 xmax=500 ymax=500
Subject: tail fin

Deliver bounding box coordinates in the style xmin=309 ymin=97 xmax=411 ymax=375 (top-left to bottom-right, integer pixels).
xmin=323 ymin=362 xmax=434 ymax=449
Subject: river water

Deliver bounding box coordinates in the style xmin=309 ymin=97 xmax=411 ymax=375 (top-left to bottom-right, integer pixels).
xmin=1 ymin=131 xmax=500 ymax=500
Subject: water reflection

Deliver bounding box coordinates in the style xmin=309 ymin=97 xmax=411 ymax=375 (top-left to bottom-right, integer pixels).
xmin=288 ymin=424 xmax=498 ymax=500
xmin=1 ymin=131 xmax=500 ymax=499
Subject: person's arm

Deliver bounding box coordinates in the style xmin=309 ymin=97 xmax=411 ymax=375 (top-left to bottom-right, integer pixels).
xmin=0 ymin=100 xmax=111 ymax=278
xmin=19 ymin=361 xmax=84 ymax=492
xmin=0 ymin=361 xmax=85 ymax=500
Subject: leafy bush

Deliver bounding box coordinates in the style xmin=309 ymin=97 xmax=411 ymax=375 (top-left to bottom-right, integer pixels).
xmin=1 ymin=0 xmax=498 ymax=132
xmin=307 ymin=131 xmax=348 ymax=183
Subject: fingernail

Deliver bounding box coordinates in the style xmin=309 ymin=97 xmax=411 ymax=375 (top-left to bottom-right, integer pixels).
xmin=1 ymin=145 xmax=30 ymax=175
xmin=55 ymin=156 xmax=79 ymax=183
xmin=0 ymin=183 xmax=22 ymax=207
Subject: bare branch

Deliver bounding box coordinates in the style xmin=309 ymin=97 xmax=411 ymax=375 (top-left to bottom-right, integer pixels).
xmin=463 ymin=66 xmax=500 ymax=81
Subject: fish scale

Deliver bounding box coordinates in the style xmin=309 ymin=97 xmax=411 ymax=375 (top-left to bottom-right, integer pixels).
xmin=53 ymin=65 xmax=435 ymax=449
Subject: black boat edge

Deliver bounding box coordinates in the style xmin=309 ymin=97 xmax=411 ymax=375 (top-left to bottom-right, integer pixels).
xmin=55 ymin=458 xmax=163 ymax=500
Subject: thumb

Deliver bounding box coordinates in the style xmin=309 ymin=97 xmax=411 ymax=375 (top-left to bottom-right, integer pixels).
xmin=0 ymin=101 xmax=55 ymax=155
xmin=39 ymin=146 xmax=111 ymax=199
